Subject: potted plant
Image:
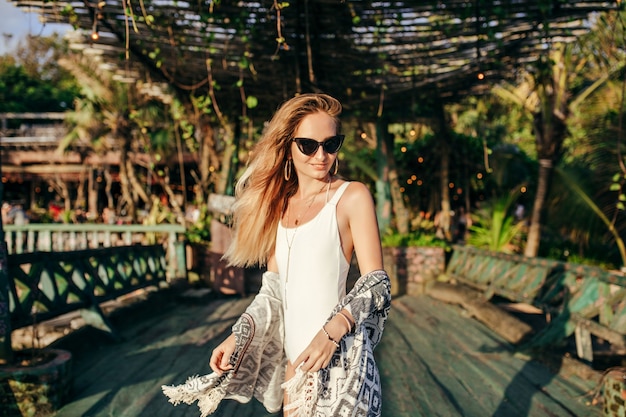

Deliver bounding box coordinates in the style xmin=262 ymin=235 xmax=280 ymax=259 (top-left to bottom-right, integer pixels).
xmin=184 ymin=204 xmax=213 ymax=283
xmin=381 ymin=219 xmax=450 ymax=297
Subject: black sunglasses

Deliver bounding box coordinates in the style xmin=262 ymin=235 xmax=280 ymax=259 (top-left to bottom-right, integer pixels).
xmin=292 ymin=135 xmax=345 ymax=156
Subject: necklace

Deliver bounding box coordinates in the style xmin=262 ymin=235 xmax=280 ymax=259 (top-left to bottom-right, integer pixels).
xmin=283 ymin=177 xmax=331 ymax=309
xmin=288 ymin=182 xmax=327 ymax=227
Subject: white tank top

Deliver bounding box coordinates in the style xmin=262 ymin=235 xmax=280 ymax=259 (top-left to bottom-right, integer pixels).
xmin=275 ymin=181 xmax=351 ymax=362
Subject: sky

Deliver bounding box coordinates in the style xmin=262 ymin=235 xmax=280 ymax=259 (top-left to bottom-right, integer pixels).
xmin=0 ymin=0 xmax=71 ymax=56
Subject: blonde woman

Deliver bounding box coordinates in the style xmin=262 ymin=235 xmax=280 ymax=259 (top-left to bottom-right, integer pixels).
xmin=162 ymin=93 xmax=391 ymax=417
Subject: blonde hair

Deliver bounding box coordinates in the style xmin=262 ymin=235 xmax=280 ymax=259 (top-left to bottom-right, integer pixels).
xmin=224 ymin=93 xmax=342 ymax=267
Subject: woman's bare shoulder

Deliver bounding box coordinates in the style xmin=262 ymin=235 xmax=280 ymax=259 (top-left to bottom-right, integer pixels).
xmin=340 ymin=181 xmax=374 ymax=203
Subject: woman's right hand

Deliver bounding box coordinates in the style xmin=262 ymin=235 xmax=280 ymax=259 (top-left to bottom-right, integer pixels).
xmin=209 ymin=333 xmax=236 ymax=375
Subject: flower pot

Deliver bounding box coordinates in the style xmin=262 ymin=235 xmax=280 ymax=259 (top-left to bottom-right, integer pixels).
xmin=0 ymin=348 xmax=72 ymax=417
xmin=382 ymin=246 xmax=446 ymax=296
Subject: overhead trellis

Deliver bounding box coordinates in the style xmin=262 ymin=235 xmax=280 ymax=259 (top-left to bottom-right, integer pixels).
xmin=9 ymin=0 xmax=621 ymax=120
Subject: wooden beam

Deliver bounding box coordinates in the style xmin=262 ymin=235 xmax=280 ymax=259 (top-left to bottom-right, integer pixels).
xmin=0 ymin=113 xmax=66 ymax=120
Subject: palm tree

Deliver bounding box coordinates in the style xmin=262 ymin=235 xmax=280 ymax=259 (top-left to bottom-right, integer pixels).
xmin=58 ymin=55 xmax=166 ymax=221
xmin=493 ymin=39 xmax=626 ymax=258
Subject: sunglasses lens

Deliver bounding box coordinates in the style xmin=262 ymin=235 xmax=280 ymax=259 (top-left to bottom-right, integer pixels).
xmin=323 ymin=135 xmax=344 ymax=153
xmin=297 ymin=139 xmax=319 ymax=155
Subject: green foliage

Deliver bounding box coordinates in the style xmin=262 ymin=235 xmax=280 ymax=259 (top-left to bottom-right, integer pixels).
xmin=381 ymin=213 xmax=449 ymax=249
xmin=467 ymin=188 xmax=525 ymax=253
xmin=537 ymin=229 xmax=619 ymax=270
xmin=0 ymin=35 xmax=80 ymax=116
xmin=381 ymin=230 xmax=449 ymax=249
xmin=142 ymin=197 xmax=176 ymax=244
xmin=246 ymin=95 xmax=258 ymax=109
xmin=544 ymin=166 xmax=626 ymax=268
xmin=185 ymin=205 xmax=212 ymax=244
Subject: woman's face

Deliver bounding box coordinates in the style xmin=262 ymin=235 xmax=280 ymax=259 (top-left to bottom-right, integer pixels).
xmin=290 ymin=112 xmax=339 ymax=181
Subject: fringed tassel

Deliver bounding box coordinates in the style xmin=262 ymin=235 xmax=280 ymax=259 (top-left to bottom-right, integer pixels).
xmin=281 ymin=368 xmax=318 ymax=417
xmin=161 ymin=373 xmax=226 ymax=417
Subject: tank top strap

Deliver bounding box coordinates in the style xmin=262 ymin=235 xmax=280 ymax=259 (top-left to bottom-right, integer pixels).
xmin=328 ymin=181 xmax=351 ymax=206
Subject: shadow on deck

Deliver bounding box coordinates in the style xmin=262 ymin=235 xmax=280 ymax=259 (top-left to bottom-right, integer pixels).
xmin=43 ymin=282 xmax=603 ymax=417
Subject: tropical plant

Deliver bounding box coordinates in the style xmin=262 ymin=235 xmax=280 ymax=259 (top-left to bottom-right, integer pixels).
xmin=58 ymin=53 xmax=185 ymax=221
xmin=467 ymin=188 xmax=526 ymax=253
xmin=493 ymin=39 xmax=626 ymax=258
xmin=550 ymin=166 xmax=626 ymax=268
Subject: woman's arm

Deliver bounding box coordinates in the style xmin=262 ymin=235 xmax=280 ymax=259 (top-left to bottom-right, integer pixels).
xmin=210 ymin=259 xmax=279 ymax=375
xmin=341 ymin=181 xmax=383 ymax=275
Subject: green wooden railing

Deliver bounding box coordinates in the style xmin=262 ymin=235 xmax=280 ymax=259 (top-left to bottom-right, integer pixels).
xmin=7 ymin=245 xmax=168 ymax=333
xmin=0 ymin=223 xmax=189 ymax=363
xmin=4 ymin=223 xmax=187 ymax=279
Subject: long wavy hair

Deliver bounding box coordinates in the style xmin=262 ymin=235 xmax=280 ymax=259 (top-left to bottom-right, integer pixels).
xmin=224 ymin=93 xmax=342 ymax=267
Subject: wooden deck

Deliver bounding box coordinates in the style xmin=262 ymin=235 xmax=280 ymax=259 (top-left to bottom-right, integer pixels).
xmin=45 ymin=282 xmax=605 ymax=417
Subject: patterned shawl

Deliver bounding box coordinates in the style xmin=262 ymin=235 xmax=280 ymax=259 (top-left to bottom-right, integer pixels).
xmin=162 ymin=269 xmax=391 ymax=417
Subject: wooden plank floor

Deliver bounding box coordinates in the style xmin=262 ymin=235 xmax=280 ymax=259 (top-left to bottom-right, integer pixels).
xmin=46 ymin=284 xmax=604 ymax=417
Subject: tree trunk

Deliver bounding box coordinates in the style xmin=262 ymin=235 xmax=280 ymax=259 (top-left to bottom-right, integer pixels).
xmin=439 ymin=142 xmax=452 ymax=240
xmin=388 ymin=170 xmax=410 ymax=234
xmin=126 ymin=155 xmax=150 ymax=208
xmin=104 ymin=167 xmax=114 ymax=210
xmin=386 ymin=130 xmax=410 ymax=234
xmin=216 ymin=125 xmax=236 ymax=195
xmin=118 ymin=141 xmax=136 ymax=221
xmin=75 ymin=169 xmax=86 ymax=210
xmin=224 ymin=119 xmax=242 ymax=196
xmin=524 ymin=159 xmax=553 ymax=257
xmin=433 ymin=102 xmax=452 ymax=240
xmin=524 ymin=47 xmax=568 ymax=257
xmin=375 ymin=119 xmax=392 ymax=233
xmin=193 ymin=119 xmax=215 ymax=204
xmin=174 ymin=123 xmax=187 ymax=208
xmin=87 ymin=166 xmax=99 ymax=218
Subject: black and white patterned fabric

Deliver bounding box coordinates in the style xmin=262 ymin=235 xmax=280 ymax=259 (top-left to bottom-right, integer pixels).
xmin=162 ymin=269 xmax=391 ymax=417
xmin=162 ymin=271 xmax=285 ymax=416
xmin=283 ymin=269 xmax=391 ymax=416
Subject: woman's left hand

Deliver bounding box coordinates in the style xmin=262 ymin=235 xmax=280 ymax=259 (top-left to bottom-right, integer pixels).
xmin=293 ymin=330 xmax=338 ymax=372
xmin=293 ymin=318 xmax=347 ymax=372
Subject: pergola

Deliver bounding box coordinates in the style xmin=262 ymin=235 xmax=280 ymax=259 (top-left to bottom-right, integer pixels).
xmin=8 ymin=0 xmax=621 ymax=120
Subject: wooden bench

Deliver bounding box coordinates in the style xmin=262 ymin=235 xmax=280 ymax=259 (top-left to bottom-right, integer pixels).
xmin=438 ymin=245 xmax=626 ymax=364
xmin=530 ymin=263 xmax=626 ymax=363
xmin=7 ymin=244 xmax=169 ymax=339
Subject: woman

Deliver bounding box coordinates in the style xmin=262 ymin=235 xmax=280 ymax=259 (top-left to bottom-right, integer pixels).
xmin=162 ymin=93 xmax=390 ymax=417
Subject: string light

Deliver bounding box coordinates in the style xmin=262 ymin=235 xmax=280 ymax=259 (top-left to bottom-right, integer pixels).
xmin=91 ymin=10 xmax=99 ymax=41
xmin=91 ymin=2 xmax=105 ymax=42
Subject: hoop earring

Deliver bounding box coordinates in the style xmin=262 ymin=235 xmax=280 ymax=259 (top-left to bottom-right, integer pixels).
xmin=332 ymin=159 xmax=339 ymax=175
xmin=284 ymin=159 xmax=292 ymax=181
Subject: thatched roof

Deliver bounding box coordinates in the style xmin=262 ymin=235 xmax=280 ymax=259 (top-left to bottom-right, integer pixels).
xmin=10 ymin=0 xmax=620 ymax=120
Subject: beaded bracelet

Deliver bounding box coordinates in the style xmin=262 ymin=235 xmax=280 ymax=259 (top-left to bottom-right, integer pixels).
xmin=322 ymin=325 xmax=340 ymax=348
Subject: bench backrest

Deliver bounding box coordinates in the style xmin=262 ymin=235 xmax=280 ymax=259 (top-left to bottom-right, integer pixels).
xmin=446 ymin=245 xmax=561 ymax=302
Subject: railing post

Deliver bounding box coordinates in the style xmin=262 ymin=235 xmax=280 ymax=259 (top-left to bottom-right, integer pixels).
xmin=168 ymin=231 xmax=177 ymax=280
xmin=0 ymin=227 xmax=12 ymax=364
xmin=27 ymin=229 xmax=35 ymax=252
xmin=0 ymin=155 xmax=13 ymax=364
